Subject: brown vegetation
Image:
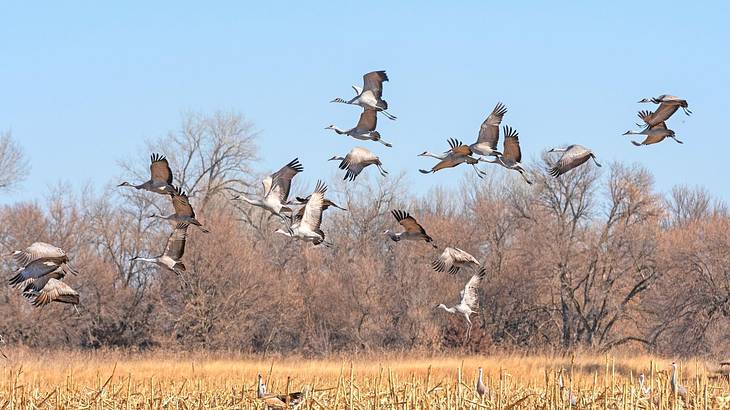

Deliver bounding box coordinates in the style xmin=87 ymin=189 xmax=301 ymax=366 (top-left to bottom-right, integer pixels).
xmin=1 ymin=112 xmax=729 ymax=358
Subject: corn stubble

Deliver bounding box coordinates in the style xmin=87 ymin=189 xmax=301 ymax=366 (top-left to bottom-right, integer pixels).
xmin=1 ymin=351 xmax=729 ymax=409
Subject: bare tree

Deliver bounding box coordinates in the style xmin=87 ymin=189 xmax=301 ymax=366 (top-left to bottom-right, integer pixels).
xmin=0 ymin=131 xmax=29 ymax=190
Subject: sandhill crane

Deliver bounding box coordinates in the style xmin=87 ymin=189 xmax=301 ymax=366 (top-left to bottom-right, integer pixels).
xmin=118 ymin=153 xmax=175 ymax=195
xmin=435 ymin=268 xmax=486 ymax=340
xmin=638 ymin=94 xmax=691 ymax=117
xmin=6 ymin=243 xmax=79 ymax=289
xmin=331 ymin=70 xmax=397 ymax=120
xmin=149 ymin=186 xmax=210 ymax=233
xmin=432 ymin=247 xmax=480 ymax=275
xmin=8 ymin=242 xmax=72 ymax=267
xmin=23 ymin=278 xmax=80 ymax=309
xmin=558 ymin=369 xmax=577 ymax=406
xmin=670 ymin=362 xmax=687 ymax=398
xmin=233 ymin=158 xmax=303 ymax=221
xmin=275 ymin=181 xmax=331 ymax=246
xmin=329 ymin=147 xmax=388 ymax=181
xmin=469 ymin=102 xmax=507 ymax=157
xmin=639 ymin=373 xmax=652 ymax=397
xmin=624 ymin=111 xmax=682 ymax=145
xmin=418 ymin=139 xmax=487 ymax=178
xmin=8 ymin=258 xmax=76 ymax=293
xmin=256 ymin=374 xmax=304 ymax=409
xmin=292 ymin=195 xmax=346 ymax=224
xmin=482 ymin=126 xmax=532 ymax=184
xmin=384 ymin=210 xmax=437 ymax=248
xmin=547 ymin=145 xmax=602 ymax=177
xmin=325 ymin=109 xmax=392 ymax=147
xmin=131 ymin=223 xmax=188 ymax=274
xmin=476 ymin=367 xmax=488 ymax=399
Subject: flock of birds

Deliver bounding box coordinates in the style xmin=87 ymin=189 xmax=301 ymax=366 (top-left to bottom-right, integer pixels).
xmin=3 ymin=72 xmax=694 ymax=392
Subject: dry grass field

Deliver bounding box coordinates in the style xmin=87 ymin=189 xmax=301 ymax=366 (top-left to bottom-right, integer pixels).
xmin=1 ymin=349 xmax=729 ymax=409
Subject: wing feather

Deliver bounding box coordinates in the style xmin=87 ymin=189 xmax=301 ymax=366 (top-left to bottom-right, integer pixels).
xmin=11 ymin=242 xmax=67 ymax=267
xmin=460 ymin=268 xmax=486 ymax=309
xmin=150 ymin=153 xmax=173 ymax=184
xmin=501 ymin=126 xmax=522 ymax=163
xmin=477 ymin=102 xmax=507 ymax=148
xmin=266 ymin=158 xmax=303 ymax=203
xmin=300 ymin=181 xmax=327 ymax=231
xmin=362 ymin=70 xmax=388 ymax=98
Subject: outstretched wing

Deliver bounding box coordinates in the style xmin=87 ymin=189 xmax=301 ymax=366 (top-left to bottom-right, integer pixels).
xmin=447 ymin=138 xmax=472 ymax=157
xmin=354 ymin=109 xmax=378 ymax=132
xmin=170 ymin=186 xmax=195 ymax=218
xmin=646 ymin=103 xmax=680 ymax=126
xmin=362 ymin=70 xmax=388 ymax=98
xmin=8 ymin=260 xmax=61 ymax=289
xmin=150 ymin=153 xmax=173 ymax=184
xmin=392 ymin=210 xmax=428 ymax=235
xmin=11 ymin=242 xmax=67 ymax=267
xmin=266 ymin=158 xmax=303 ymax=203
xmin=164 ymin=223 xmax=189 ymax=261
xmin=432 ymin=247 xmax=479 ymax=274
xmin=501 ymin=126 xmax=522 ymax=163
xmin=25 ymin=278 xmax=79 ymax=307
xmin=460 ymin=268 xmax=486 ymax=309
xmin=550 ymin=146 xmax=591 ymax=177
xmin=300 ymin=181 xmax=327 ymax=231
xmin=477 ymin=102 xmax=507 ymax=148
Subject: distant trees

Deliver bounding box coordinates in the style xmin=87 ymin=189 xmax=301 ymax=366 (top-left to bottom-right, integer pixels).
xmin=0 ymin=114 xmax=729 ymax=357
xmin=0 ymin=131 xmax=28 ymax=190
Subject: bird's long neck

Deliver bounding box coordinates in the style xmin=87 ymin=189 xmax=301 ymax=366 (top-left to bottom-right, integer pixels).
xmin=671 ymin=365 xmax=677 ymax=388
xmin=478 ymin=369 xmax=483 ymax=384
xmin=134 ymin=257 xmax=157 ymax=263
xmin=386 ymin=231 xmax=400 ymax=242
xmin=330 ymin=126 xmax=347 ymax=134
xmin=240 ymin=195 xmax=264 ymax=207
xmin=331 ymin=98 xmax=351 ymax=105
xmin=439 ymin=305 xmax=456 ymax=314
xmin=423 ymin=152 xmax=445 ymax=160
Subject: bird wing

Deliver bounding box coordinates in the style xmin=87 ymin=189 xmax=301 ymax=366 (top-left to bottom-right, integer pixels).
xmin=550 ymin=147 xmax=590 ymax=177
xmin=300 ymin=181 xmax=327 ymax=231
xmin=362 ymin=70 xmax=388 ymax=98
xmin=392 ymin=210 xmax=428 ymax=235
xmin=430 ymin=156 xmax=463 ymax=172
xmin=164 ymin=223 xmax=189 ymax=261
xmin=432 ymin=248 xmax=456 ymax=274
xmin=647 ymin=103 xmax=680 ymax=125
xmin=340 ymin=151 xmax=367 ymax=181
xmin=451 ymin=247 xmax=479 ymax=265
xmin=11 ymin=242 xmax=67 ymax=267
xmin=354 ymin=109 xmax=378 ymax=132
xmin=25 ymin=278 xmax=79 ymax=307
xmin=501 ymin=126 xmax=522 ymax=163
xmin=460 ymin=268 xmax=486 ymax=309
xmin=7 ymin=260 xmax=60 ymax=289
xmin=170 ymin=186 xmax=195 ymax=217
xmin=447 ymin=138 xmax=473 ymax=156
xmin=150 ymin=153 xmax=173 ymax=184
xmin=266 ymin=158 xmax=303 ymax=203
xmin=477 ymin=102 xmax=507 ymax=147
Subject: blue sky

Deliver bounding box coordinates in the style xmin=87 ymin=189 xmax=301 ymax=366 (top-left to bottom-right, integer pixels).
xmin=2 ymin=1 xmax=728 ymax=204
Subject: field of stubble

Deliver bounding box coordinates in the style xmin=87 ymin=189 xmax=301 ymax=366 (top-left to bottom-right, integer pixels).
xmin=1 ymin=349 xmax=729 ymax=409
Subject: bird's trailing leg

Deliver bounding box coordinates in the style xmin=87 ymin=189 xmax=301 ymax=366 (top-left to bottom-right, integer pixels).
xmin=471 ymin=164 xmax=486 ymax=179
xmin=376 ymin=165 xmax=389 ymax=177
xmin=591 ymin=155 xmax=602 ymax=167
xmin=380 ymin=110 xmax=397 ymax=120
xmin=517 ymin=169 xmax=533 ymax=185
xmin=682 ymin=107 xmax=692 ymax=115
xmin=670 ymin=135 xmax=684 ymax=144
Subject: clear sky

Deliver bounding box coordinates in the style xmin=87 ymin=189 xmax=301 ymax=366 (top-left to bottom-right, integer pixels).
xmin=2 ymin=1 xmax=728 ymax=204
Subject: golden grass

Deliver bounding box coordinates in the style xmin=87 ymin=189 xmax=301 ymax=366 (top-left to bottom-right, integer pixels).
xmin=1 ymin=349 xmax=729 ymax=409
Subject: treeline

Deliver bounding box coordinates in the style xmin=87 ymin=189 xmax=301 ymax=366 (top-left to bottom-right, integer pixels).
xmin=1 ymin=112 xmax=728 ymax=358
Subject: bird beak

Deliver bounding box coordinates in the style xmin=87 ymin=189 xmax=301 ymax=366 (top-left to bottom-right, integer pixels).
xmin=622 ymin=130 xmax=631 ymax=135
